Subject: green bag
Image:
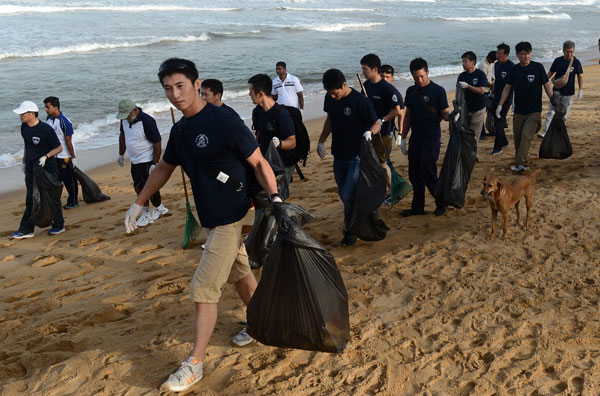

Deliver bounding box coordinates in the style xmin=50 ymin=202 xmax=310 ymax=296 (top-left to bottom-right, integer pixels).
xmin=389 ymin=162 xmax=412 ymax=207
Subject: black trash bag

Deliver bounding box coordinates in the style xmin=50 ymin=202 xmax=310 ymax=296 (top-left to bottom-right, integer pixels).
xmin=436 ymin=85 xmax=478 ymax=209
xmin=348 ymin=139 xmax=389 ymax=241
xmin=30 ymin=164 xmax=63 ymax=228
xmin=539 ymin=109 xmax=572 ymax=160
xmin=247 ymin=202 xmax=349 ymax=353
xmin=72 ymin=166 xmax=111 ymax=203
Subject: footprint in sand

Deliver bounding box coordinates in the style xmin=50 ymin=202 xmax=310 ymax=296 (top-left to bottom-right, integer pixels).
xmin=77 ymin=237 xmax=104 ymax=247
xmin=31 ymin=255 xmax=63 ymax=268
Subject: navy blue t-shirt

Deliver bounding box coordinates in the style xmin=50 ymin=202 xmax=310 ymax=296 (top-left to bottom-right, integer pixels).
xmin=363 ymin=79 xmax=403 ymax=136
xmin=323 ymin=88 xmax=378 ymax=160
xmin=22 ymin=121 xmax=61 ymax=174
xmin=457 ymin=69 xmax=487 ymax=112
xmin=254 ymin=105 xmax=296 ymax=166
xmin=405 ymin=81 xmax=449 ymax=141
xmin=550 ymin=56 xmax=583 ymax=96
xmin=163 ymin=103 xmax=258 ymax=228
xmin=221 ymin=103 xmax=242 ymax=120
xmin=493 ymin=59 xmax=515 ymax=105
xmin=506 ymin=61 xmax=549 ymax=115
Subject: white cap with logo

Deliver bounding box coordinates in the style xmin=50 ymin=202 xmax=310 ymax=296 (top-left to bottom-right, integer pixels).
xmin=13 ymin=101 xmax=39 ymax=114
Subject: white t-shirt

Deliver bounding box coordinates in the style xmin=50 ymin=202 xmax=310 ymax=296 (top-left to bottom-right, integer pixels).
xmin=477 ymin=59 xmax=495 ymax=92
xmin=271 ymin=73 xmax=303 ymax=108
xmin=121 ymin=119 xmax=155 ymax=164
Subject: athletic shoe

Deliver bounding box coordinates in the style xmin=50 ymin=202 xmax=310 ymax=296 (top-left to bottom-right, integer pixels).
xmin=10 ymin=231 xmax=34 ymax=239
xmin=232 ymin=326 xmax=254 ymax=346
xmin=383 ymin=195 xmax=393 ymax=207
xmin=433 ymin=206 xmax=447 ymax=216
xmin=48 ymin=227 xmax=65 ymax=235
xmin=136 ymin=212 xmax=154 ymax=227
xmin=63 ymin=203 xmax=79 ymax=210
xmin=161 ymin=357 xmax=203 ymax=392
xmin=491 ymin=148 xmax=502 ymax=155
xmin=151 ymin=205 xmax=169 ymax=221
xmin=510 ymin=165 xmax=527 ymax=172
xmin=537 ymin=132 xmax=545 ymax=139
xmin=340 ymin=232 xmax=357 ymax=247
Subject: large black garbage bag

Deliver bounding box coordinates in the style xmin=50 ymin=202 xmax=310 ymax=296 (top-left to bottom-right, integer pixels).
xmin=247 ymin=202 xmax=349 ymax=353
xmin=539 ymin=111 xmax=572 ymax=160
xmin=72 ymin=167 xmax=111 ymax=203
xmin=436 ymin=85 xmax=478 ymax=209
xmin=30 ymin=165 xmax=63 ymax=227
xmin=348 ymin=139 xmax=389 ymax=241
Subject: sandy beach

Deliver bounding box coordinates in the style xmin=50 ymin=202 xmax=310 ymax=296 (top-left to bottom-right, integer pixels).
xmin=1 ymin=63 xmax=599 ymax=396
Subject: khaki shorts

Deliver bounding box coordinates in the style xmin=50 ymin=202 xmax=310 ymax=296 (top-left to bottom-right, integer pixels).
xmin=190 ymin=212 xmax=252 ymax=303
xmin=372 ymin=134 xmax=393 ymax=164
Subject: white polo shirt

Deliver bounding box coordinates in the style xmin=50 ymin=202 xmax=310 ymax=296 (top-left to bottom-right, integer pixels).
xmin=271 ymin=72 xmax=303 ymax=108
xmin=46 ymin=112 xmax=75 ymax=159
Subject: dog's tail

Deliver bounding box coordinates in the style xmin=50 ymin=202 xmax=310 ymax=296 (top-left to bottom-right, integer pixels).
xmin=527 ymin=169 xmax=540 ymax=179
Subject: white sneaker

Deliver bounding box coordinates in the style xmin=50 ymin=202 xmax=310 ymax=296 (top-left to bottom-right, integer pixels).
xmin=162 ymin=357 xmax=203 ymax=392
xmin=232 ymin=326 xmax=254 ymax=346
xmin=151 ymin=205 xmax=168 ymax=221
xmin=136 ymin=212 xmax=154 ymax=227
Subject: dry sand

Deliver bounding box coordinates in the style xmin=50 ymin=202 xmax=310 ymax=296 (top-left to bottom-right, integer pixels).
xmin=1 ymin=64 xmax=599 ymax=396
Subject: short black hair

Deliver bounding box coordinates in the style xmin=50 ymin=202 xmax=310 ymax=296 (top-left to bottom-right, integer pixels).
xmin=43 ymin=96 xmax=60 ymax=109
xmin=158 ymin=58 xmax=199 ymax=85
xmin=461 ymin=51 xmax=477 ymax=63
xmin=276 ymin=61 xmax=286 ymax=69
xmin=409 ymin=58 xmax=428 ymax=73
xmin=201 ymin=79 xmax=223 ymax=96
xmin=497 ymin=42 xmax=510 ymax=55
xmin=360 ymin=53 xmax=381 ymax=71
xmin=322 ymin=69 xmax=346 ymax=91
xmin=248 ymin=74 xmax=272 ymax=96
xmin=380 ymin=64 xmax=394 ymax=75
xmin=486 ymin=51 xmax=497 ymax=62
xmin=515 ymin=41 xmax=532 ymax=54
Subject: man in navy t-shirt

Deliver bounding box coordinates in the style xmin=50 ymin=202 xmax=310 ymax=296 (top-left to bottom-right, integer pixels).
xmin=317 ymin=68 xmax=380 ymax=247
xmin=11 ymin=101 xmax=65 ymax=239
xmin=541 ymin=40 xmax=584 ymax=138
xmin=497 ymin=41 xmax=553 ymax=172
xmin=400 ymin=58 xmax=451 ymax=217
xmin=361 ymin=54 xmax=403 ymax=196
xmin=200 ymin=78 xmax=242 ymax=119
xmin=248 ymin=73 xmax=297 ymax=183
xmin=123 ymin=58 xmax=279 ymax=393
xmin=457 ymin=51 xmax=487 ymax=154
xmin=490 ymin=43 xmax=514 ymax=155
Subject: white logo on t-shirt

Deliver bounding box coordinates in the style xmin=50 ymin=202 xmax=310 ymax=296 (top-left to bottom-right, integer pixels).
xmin=32 ymin=137 xmax=40 ymax=145
xmin=267 ymin=121 xmax=275 ymax=131
xmin=472 ymin=78 xmax=478 ymax=85
xmin=527 ymin=75 xmax=535 ymax=83
xmin=423 ymin=96 xmax=430 ymax=103
xmin=570 ymin=66 xmax=574 ymax=73
xmin=501 ymin=71 xmax=507 ymax=79
xmin=392 ymin=94 xmax=398 ymax=103
xmin=344 ymin=107 xmax=352 ymax=116
xmin=195 ymin=134 xmax=209 ymax=148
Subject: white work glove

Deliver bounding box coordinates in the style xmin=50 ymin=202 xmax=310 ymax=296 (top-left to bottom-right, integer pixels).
xmin=453 ymin=112 xmax=460 ymax=122
xmin=495 ymin=105 xmax=502 ymax=119
xmin=317 ymin=142 xmax=327 ymax=159
xmin=124 ymin=202 xmax=143 ymax=233
xmin=117 ymin=154 xmax=124 ymax=167
xmin=271 ymin=136 xmax=281 ymax=148
xmin=577 ymin=90 xmax=583 ymax=102
xmin=21 ymin=163 xmax=25 ymax=173
xmin=38 ymin=155 xmax=47 ymax=167
xmin=458 ymin=81 xmax=469 ymax=89
xmin=271 ymin=196 xmax=283 ymax=203
xmin=400 ymin=137 xmax=408 ymax=156
xmin=71 ymin=157 xmax=77 ymax=168
xmin=395 ymin=134 xmax=402 ymax=146
xmin=363 ymin=130 xmax=372 ymax=141
xmin=148 ymin=164 xmax=156 ymax=175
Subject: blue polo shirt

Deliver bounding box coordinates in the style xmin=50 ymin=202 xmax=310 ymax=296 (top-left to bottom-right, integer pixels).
xmin=323 ymin=88 xmax=378 ymax=160
xmin=405 ymin=81 xmax=449 ymax=141
xmin=457 ymin=68 xmax=487 ymax=112
xmin=254 ymin=105 xmax=296 ymax=166
xmin=22 ymin=121 xmax=61 ymax=174
xmin=493 ymin=59 xmax=515 ymax=105
xmin=163 ymin=103 xmax=258 ymax=228
xmin=506 ymin=61 xmax=549 ymax=115
xmin=549 ymin=56 xmax=583 ymax=96
xmin=363 ymin=79 xmax=403 ymax=136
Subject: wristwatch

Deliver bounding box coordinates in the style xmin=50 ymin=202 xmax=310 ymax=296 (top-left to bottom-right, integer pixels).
xmin=379 ymin=118 xmax=385 ymax=125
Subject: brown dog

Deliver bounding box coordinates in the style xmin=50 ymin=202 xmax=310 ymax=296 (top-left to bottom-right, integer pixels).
xmin=481 ymin=170 xmax=540 ymax=240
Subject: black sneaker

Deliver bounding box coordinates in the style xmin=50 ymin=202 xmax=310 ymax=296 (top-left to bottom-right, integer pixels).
xmin=400 ymin=209 xmax=425 ymax=218
xmin=340 ymin=232 xmax=357 ymax=247
xmin=433 ymin=206 xmax=447 ymax=216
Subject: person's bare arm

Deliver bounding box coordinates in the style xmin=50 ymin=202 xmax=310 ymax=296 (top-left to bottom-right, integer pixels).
xmin=543 ymin=82 xmax=554 ymax=99
xmin=297 ymin=92 xmax=304 ymax=110
xmin=119 ymin=130 xmax=126 ymax=155
xmin=318 ymin=115 xmax=332 ymax=144
xmin=396 ymin=108 xmax=405 ymax=135
xmin=401 ymin=108 xmax=411 ymax=138
xmin=440 ymin=107 xmax=451 ymax=122
xmin=280 ymin=135 xmax=296 ymax=150
xmin=577 ymin=74 xmax=584 ymax=90
xmin=246 ymin=148 xmax=278 ymax=196
xmin=152 ymin=141 xmax=161 ymax=164
xmin=65 ymin=135 xmax=76 ymax=158
xmin=497 ymin=84 xmax=512 ymax=107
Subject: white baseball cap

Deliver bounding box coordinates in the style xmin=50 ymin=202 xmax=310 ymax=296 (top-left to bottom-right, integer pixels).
xmin=13 ymin=101 xmax=39 ymax=115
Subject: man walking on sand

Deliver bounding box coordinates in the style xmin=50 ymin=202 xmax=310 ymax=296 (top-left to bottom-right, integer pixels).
xmin=117 ymin=99 xmax=168 ymax=227
xmin=271 ymin=61 xmax=304 ymax=110
xmin=490 ymin=43 xmax=514 ymax=155
xmin=457 ymin=51 xmax=488 ymax=155
xmin=496 ymin=41 xmax=554 ymax=172
xmin=124 ymin=58 xmax=280 ymax=393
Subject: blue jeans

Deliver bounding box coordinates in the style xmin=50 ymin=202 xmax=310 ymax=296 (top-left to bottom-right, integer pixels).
xmin=333 ymin=156 xmax=360 ymax=230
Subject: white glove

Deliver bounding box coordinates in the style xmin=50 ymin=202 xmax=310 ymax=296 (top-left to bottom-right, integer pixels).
xmin=495 ymin=105 xmax=502 ymax=119
xmin=71 ymin=157 xmax=77 ymax=168
xmin=148 ymin=164 xmax=156 ymax=175
xmin=272 ymin=136 xmax=281 ymax=148
xmin=363 ymin=130 xmax=372 ymax=141
xmin=271 ymin=196 xmax=283 ymax=203
xmin=21 ymin=163 xmax=25 ymax=173
xmin=317 ymin=142 xmax=327 ymax=159
xmin=38 ymin=155 xmax=47 ymax=167
xmin=577 ymin=90 xmax=583 ymax=102
xmin=117 ymin=154 xmax=124 ymax=167
xmin=458 ymin=81 xmax=469 ymax=89
xmin=124 ymin=202 xmax=143 ymax=233
xmin=453 ymin=112 xmax=460 ymax=122
xmin=395 ymin=134 xmax=402 ymax=146
xmin=400 ymin=138 xmax=408 ymax=156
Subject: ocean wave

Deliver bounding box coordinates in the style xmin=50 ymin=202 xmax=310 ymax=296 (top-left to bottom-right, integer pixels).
xmin=0 ymin=151 xmax=23 ymax=169
xmin=0 ymin=34 xmax=209 ymax=60
xmin=286 ymin=22 xmax=386 ymax=32
xmin=369 ymin=0 xmax=436 ymax=2
xmin=276 ymin=7 xmax=375 ymax=12
xmin=440 ymin=13 xmax=571 ymax=22
xmin=0 ymin=5 xmax=243 ymax=14
xmin=396 ymin=65 xmax=464 ymax=80
xmin=501 ymin=0 xmax=596 ymax=5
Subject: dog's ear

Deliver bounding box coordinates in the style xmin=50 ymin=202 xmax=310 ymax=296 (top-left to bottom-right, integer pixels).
xmin=496 ymin=181 xmax=502 ymax=190
xmin=483 ymin=176 xmax=487 ymax=183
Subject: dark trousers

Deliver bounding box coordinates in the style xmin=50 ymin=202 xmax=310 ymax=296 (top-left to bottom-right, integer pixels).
xmin=131 ymin=162 xmax=162 ymax=207
xmin=56 ymin=158 xmax=78 ymax=205
xmin=493 ymin=103 xmax=510 ymax=151
xmin=408 ymin=138 xmax=442 ymax=213
xmin=19 ymin=172 xmax=64 ymax=234
xmin=333 ymin=156 xmax=360 ymax=230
